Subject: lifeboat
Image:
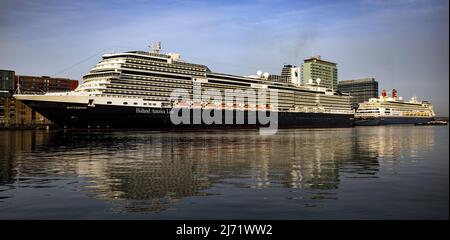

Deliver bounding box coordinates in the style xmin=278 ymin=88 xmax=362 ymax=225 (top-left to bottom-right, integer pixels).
xmin=205 ymin=103 xmax=217 ymax=110
xmin=256 ymin=105 xmax=266 ymax=111
xmin=174 ymin=100 xmax=189 ymax=109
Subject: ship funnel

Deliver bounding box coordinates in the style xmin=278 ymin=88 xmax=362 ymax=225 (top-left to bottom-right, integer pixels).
xmin=382 ymin=89 xmax=387 ymax=97
xmin=392 ymin=89 xmax=397 ymax=98
xmin=290 ymin=67 xmax=300 ymax=84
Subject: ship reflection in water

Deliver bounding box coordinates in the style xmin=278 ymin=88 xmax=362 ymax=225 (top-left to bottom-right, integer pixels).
xmin=0 ymin=126 xmax=448 ymax=219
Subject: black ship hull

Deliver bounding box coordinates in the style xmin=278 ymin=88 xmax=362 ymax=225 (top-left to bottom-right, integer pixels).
xmin=22 ymin=100 xmax=354 ymax=129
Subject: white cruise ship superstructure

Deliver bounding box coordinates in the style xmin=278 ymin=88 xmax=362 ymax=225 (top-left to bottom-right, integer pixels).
xmin=14 ymin=42 xmax=355 ymax=129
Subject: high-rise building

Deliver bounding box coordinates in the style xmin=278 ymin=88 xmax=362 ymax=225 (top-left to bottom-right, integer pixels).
xmin=337 ymin=78 xmax=378 ymax=106
xmin=301 ymin=55 xmax=338 ymax=90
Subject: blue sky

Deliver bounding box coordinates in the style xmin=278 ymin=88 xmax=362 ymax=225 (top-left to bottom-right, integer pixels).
xmin=0 ymin=0 xmax=448 ymax=115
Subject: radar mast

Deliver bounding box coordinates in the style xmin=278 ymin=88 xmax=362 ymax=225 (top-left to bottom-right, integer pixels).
xmin=149 ymin=41 xmax=161 ymax=54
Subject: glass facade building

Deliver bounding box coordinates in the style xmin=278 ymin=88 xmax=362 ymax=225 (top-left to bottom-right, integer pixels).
xmin=338 ymin=78 xmax=379 ymax=106
xmin=0 ymin=69 xmax=15 ymax=93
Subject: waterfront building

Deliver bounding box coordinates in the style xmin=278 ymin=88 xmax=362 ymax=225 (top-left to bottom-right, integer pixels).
xmin=13 ymin=75 xmax=78 ymax=127
xmin=1 ymin=74 xmax=78 ymax=128
xmin=13 ymin=99 xmax=51 ymax=126
xmin=0 ymin=90 xmax=14 ymax=127
xmin=301 ymin=55 xmax=338 ymax=90
xmin=16 ymin=75 xmax=78 ymax=94
xmin=1 ymin=93 xmax=52 ymax=127
xmin=0 ymin=70 xmax=15 ymax=127
xmin=0 ymin=70 xmax=15 ymax=93
xmin=338 ymin=78 xmax=378 ymax=106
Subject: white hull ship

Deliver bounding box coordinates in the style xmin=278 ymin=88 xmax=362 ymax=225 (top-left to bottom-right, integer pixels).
xmin=355 ymin=89 xmax=435 ymax=126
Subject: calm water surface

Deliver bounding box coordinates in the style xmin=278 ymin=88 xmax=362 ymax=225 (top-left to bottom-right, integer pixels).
xmin=0 ymin=126 xmax=448 ymax=219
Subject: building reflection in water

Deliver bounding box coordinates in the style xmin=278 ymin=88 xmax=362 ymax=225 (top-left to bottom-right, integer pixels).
xmin=0 ymin=126 xmax=436 ymax=213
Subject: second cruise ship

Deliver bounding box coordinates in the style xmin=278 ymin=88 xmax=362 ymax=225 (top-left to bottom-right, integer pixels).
xmin=354 ymin=89 xmax=435 ymax=125
xmin=14 ymin=42 xmax=354 ymax=129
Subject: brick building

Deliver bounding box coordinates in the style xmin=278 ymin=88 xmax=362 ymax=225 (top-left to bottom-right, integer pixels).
xmin=0 ymin=73 xmax=78 ymax=128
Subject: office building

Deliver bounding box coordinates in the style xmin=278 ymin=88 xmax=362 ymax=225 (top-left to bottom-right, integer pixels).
xmin=338 ymin=78 xmax=379 ymax=106
xmin=301 ymin=55 xmax=338 ymax=90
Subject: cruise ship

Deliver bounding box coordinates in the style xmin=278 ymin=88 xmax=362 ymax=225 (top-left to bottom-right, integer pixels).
xmin=354 ymin=89 xmax=435 ymax=125
xmin=14 ymin=42 xmax=354 ymax=129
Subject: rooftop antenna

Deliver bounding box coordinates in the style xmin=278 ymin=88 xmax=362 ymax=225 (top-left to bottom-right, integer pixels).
xmin=16 ymin=79 xmax=21 ymax=94
xmin=150 ymin=41 xmax=161 ymax=54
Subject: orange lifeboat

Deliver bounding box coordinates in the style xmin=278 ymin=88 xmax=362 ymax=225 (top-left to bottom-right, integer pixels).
xmin=205 ymin=103 xmax=217 ymax=109
xmin=174 ymin=100 xmax=189 ymax=108
xmin=192 ymin=102 xmax=202 ymax=109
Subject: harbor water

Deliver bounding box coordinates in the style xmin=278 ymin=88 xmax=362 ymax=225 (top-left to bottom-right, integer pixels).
xmin=0 ymin=125 xmax=448 ymax=219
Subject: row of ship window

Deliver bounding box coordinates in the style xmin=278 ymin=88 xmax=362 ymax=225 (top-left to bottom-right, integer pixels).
xmin=108 ymin=86 xmax=184 ymax=93
xmin=367 ymin=104 xmax=429 ymax=110
xmin=102 ymin=91 xmax=338 ymax=106
xmin=198 ymin=85 xmax=344 ymax=102
xmin=104 ymin=89 xmax=170 ymax=96
xmin=110 ymin=81 xmax=190 ymax=89
xmin=127 ymin=55 xmax=167 ymax=63
xmin=122 ymin=64 xmax=203 ymax=76
xmin=102 ymin=89 xmax=348 ymax=105
xmin=123 ymin=75 xmax=191 ymax=84
xmin=127 ymin=59 xmax=204 ymax=72
xmin=83 ymin=73 xmax=118 ymax=81
xmin=106 ymin=101 xmax=158 ymax=106
xmin=172 ymin=60 xmax=206 ymax=69
xmin=124 ymin=79 xmax=190 ymax=85
xmin=128 ymin=55 xmax=168 ymax=63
